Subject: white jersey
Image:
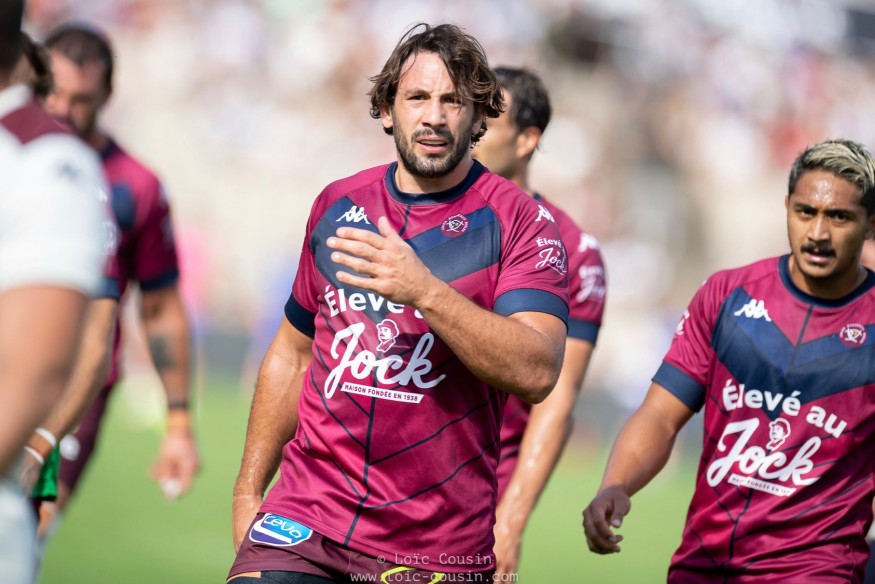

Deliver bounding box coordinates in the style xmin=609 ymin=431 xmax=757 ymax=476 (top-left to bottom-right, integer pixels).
xmin=0 ymin=84 xmax=107 ymax=294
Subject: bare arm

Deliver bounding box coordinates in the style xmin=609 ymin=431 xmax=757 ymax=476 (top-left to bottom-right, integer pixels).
xmin=328 ymin=217 xmax=566 ymax=403
xmin=0 ymin=286 xmax=88 ymax=475
xmin=232 ymin=318 xmax=313 ymax=551
xmin=37 ymin=299 xmax=117 ymax=439
xmin=582 ymin=382 xmax=695 ymax=554
xmin=494 ymin=338 xmax=593 ymax=575
xmin=140 ymin=284 xmax=200 ymax=498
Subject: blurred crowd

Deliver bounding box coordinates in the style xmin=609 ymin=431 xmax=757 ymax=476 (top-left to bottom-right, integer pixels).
xmin=23 ymin=0 xmax=875 ymax=414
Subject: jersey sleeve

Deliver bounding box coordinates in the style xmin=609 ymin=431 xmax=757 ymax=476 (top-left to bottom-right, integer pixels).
xmin=652 ymin=276 xmax=722 ymax=411
xmin=492 ymin=197 xmax=570 ymax=324
xmin=284 ymin=196 xmax=322 ymax=338
xmin=567 ymin=232 xmax=606 ymax=344
xmin=0 ymin=135 xmax=108 ymax=295
xmin=132 ymin=180 xmax=180 ymax=291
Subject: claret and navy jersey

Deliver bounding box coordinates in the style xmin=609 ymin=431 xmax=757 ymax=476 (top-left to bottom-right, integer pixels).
xmin=251 ymin=161 xmax=569 ymax=574
xmin=496 ymin=193 xmax=606 ymax=499
xmin=654 ymin=255 xmax=875 ymax=583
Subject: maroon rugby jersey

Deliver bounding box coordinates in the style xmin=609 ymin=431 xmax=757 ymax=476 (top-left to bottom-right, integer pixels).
xmin=653 ymin=255 xmax=875 ymax=583
xmin=100 ymin=139 xmax=180 ymax=385
xmin=496 ymin=194 xmax=606 ymax=498
xmin=261 ymin=161 xmax=569 ymax=572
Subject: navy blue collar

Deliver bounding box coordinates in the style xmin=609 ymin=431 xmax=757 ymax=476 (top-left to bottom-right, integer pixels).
xmin=99 ymin=137 xmax=119 ymax=162
xmin=778 ymin=254 xmax=875 ymax=307
xmin=385 ymin=161 xmax=485 ymax=205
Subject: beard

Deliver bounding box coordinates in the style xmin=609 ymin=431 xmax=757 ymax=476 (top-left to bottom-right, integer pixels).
xmin=394 ymin=125 xmax=472 ymax=180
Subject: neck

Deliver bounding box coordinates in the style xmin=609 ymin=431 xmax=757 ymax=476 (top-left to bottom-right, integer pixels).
xmin=788 ymin=255 xmax=867 ymax=300
xmin=394 ymin=156 xmax=473 ymax=194
xmin=84 ymin=129 xmax=109 ymax=153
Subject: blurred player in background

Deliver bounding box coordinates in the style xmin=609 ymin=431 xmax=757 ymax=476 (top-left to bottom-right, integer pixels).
xmin=229 ymin=23 xmax=569 ymax=583
xmin=584 ymin=139 xmax=875 ymax=583
xmin=10 ymin=34 xmax=121 ymax=572
xmin=40 ymin=23 xmax=199 ymax=527
xmin=0 ymin=2 xmax=109 ymax=581
xmin=472 ymin=66 xmax=606 ymax=580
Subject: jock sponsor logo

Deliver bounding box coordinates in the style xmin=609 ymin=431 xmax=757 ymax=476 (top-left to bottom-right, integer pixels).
xmin=576 ymin=265 xmax=606 ymax=303
xmin=325 ymin=322 xmax=446 ymax=402
xmin=709 ymin=378 xmax=851 ymax=496
xmin=535 ymin=237 xmax=567 ymax=275
xmin=325 ymin=286 xmax=424 ymax=320
xmin=249 ymin=514 xmax=313 ymax=547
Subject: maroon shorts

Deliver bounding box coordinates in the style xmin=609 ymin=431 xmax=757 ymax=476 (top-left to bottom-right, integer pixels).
xmin=230 ymin=513 xmax=494 ymax=582
xmin=58 ymin=383 xmax=115 ymax=493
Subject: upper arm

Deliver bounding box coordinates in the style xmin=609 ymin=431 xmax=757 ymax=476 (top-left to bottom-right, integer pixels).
xmin=133 ymin=181 xmax=180 ymax=291
xmin=0 ymin=286 xmax=88 ymax=381
xmin=140 ymin=283 xmax=184 ymax=321
xmin=637 ymin=382 xmax=697 ymax=436
xmin=265 ymin=317 xmax=314 ymax=374
xmin=508 ymin=311 xmax=567 ymax=359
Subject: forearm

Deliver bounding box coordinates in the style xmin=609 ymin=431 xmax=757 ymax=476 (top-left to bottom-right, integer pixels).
xmin=141 ymin=287 xmax=192 ymax=412
xmin=234 ymin=322 xmax=311 ymax=497
xmin=416 ymin=279 xmax=565 ymax=402
xmin=497 ymin=386 xmax=574 ymax=535
xmin=497 ymin=339 xmax=593 ymax=532
xmin=599 ymin=386 xmax=693 ymax=497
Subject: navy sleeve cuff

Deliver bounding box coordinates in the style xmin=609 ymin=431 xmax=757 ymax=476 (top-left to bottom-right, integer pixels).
xmin=93 ymin=276 xmax=121 ymax=300
xmin=652 ymin=361 xmax=705 ymax=412
xmin=568 ymin=319 xmax=599 ymax=343
xmin=494 ymin=289 xmax=569 ymax=325
xmin=139 ymin=270 xmax=180 ymax=291
xmin=284 ymin=293 xmax=316 ymax=338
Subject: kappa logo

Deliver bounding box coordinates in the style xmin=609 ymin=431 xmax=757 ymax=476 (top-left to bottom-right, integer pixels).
xmin=441 ymin=214 xmax=468 ymax=237
xmin=578 ymin=233 xmax=600 ymax=251
xmin=839 ymin=323 xmax=867 ymax=347
xmin=337 ymin=205 xmax=371 ymax=224
xmin=249 ymin=514 xmax=313 ymax=547
xmin=535 ymin=204 xmax=555 ymax=223
xmin=734 ymin=298 xmax=772 ymax=322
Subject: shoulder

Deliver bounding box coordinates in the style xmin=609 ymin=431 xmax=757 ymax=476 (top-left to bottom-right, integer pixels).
xmin=699 ymin=256 xmax=780 ymax=303
xmin=314 ymin=164 xmax=390 ymax=208
xmin=103 ymin=140 xmax=165 ymax=199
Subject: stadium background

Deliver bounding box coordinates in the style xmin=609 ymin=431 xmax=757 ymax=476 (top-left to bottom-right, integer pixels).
xmin=23 ymin=0 xmax=875 ymax=582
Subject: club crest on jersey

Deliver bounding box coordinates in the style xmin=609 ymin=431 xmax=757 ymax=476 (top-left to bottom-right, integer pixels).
xmin=734 ymin=298 xmax=772 ymax=321
xmin=376 ymin=318 xmax=400 ymax=352
xmin=839 ymin=323 xmax=866 ymax=347
xmin=249 ymin=514 xmax=313 ymax=547
xmin=535 ymin=204 xmax=555 ymax=223
xmin=337 ymin=205 xmax=371 ymax=224
xmin=441 ymin=214 xmax=468 ymax=237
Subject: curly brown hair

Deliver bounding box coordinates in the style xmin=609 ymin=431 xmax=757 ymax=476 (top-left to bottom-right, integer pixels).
xmin=368 ymin=23 xmax=504 ymax=144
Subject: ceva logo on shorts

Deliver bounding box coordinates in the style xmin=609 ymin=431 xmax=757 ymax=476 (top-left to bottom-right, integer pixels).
xmin=249 ymin=514 xmax=313 ymax=547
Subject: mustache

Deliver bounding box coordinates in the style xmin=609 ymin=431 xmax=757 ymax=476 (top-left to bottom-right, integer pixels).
xmin=801 ymin=243 xmax=835 ymax=256
xmin=412 ymin=128 xmax=453 ymax=142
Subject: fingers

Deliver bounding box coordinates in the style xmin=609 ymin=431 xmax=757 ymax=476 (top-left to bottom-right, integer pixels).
xmin=582 ymin=494 xmax=629 ymax=554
